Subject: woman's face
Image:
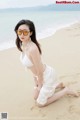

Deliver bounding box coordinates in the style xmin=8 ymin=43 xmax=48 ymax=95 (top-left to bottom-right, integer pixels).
xmin=17 ymin=24 xmax=31 ymax=42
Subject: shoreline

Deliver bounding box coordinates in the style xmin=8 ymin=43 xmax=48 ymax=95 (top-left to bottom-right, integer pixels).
xmin=0 ymin=20 xmax=79 ymax=51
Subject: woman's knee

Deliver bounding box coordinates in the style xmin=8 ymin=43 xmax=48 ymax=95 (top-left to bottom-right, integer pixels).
xmin=36 ymin=100 xmax=47 ymax=107
xmin=36 ymin=102 xmax=46 ymax=107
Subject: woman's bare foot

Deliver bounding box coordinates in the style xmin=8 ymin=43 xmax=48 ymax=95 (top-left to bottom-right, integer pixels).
xmin=66 ymin=87 xmax=79 ymax=97
xmin=60 ymin=82 xmax=65 ymax=89
xmin=57 ymin=82 xmax=65 ymax=89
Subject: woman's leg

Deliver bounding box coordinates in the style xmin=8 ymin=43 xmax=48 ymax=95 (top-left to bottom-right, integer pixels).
xmin=37 ymin=87 xmax=79 ymax=107
xmin=33 ymin=81 xmax=65 ymax=100
xmin=34 ymin=80 xmax=65 ymax=98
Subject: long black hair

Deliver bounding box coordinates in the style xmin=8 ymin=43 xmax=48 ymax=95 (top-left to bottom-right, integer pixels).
xmin=14 ymin=19 xmax=42 ymax=54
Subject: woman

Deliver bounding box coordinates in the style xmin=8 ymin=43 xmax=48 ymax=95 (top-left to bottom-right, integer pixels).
xmin=14 ymin=19 xmax=78 ymax=107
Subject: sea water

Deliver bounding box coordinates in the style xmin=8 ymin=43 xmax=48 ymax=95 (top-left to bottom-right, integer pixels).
xmin=0 ymin=10 xmax=80 ymax=51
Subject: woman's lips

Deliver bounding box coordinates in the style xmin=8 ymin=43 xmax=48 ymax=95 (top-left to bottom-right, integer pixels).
xmin=21 ymin=37 xmax=24 ymax=39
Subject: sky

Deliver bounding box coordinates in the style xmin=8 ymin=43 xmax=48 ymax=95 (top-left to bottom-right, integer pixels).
xmin=0 ymin=0 xmax=54 ymax=9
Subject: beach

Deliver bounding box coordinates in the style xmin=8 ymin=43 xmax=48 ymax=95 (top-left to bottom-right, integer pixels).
xmin=0 ymin=22 xmax=80 ymax=120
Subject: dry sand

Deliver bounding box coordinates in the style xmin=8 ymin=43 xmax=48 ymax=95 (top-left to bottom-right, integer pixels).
xmin=0 ymin=22 xmax=80 ymax=120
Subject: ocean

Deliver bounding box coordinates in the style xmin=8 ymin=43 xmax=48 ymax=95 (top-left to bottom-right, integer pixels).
xmin=0 ymin=10 xmax=80 ymax=51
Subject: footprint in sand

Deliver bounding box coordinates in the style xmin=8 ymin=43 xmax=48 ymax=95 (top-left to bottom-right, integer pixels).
xmin=58 ymin=78 xmax=78 ymax=86
xmin=30 ymin=105 xmax=46 ymax=117
xmin=66 ymin=81 xmax=78 ymax=86
xmin=59 ymin=72 xmax=80 ymax=80
xmin=30 ymin=105 xmax=36 ymax=111
xmin=76 ymin=73 xmax=80 ymax=76
xmin=59 ymin=74 xmax=74 ymax=79
xmin=56 ymin=114 xmax=66 ymax=120
xmin=69 ymin=105 xmax=80 ymax=114
xmin=39 ymin=109 xmax=46 ymax=117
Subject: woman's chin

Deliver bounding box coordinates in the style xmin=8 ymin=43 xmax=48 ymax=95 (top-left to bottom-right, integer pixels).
xmin=20 ymin=39 xmax=25 ymax=42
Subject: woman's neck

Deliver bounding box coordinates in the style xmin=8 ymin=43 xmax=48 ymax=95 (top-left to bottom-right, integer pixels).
xmin=22 ymin=38 xmax=32 ymax=51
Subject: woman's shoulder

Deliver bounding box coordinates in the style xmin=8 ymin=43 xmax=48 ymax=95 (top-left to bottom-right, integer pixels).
xmin=30 ymin=42 xmax=39 ymax=54
xmin=28 ymin=43 xmax=40 ymax=60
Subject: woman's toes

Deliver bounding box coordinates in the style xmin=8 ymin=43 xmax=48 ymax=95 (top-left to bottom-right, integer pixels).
xmin=67 ymin=88 xmax=79 ymax=97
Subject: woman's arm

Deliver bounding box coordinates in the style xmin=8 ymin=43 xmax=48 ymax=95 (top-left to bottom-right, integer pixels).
xmin=33 ymin=76 xmax=38 ymax=87
xmin=30 ymin=46 xmax=43 ymax=88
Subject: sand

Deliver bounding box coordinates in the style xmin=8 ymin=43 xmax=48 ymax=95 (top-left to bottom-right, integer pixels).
xmin=0 ymin=22 xmax=80 ymax=120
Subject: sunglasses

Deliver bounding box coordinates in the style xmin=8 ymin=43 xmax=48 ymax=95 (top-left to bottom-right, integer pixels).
xmin=17 ymin=30 xmax=30 ymax=36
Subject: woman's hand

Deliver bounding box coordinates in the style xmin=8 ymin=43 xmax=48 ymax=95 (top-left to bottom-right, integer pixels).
xmin=37 ymin=84 xmax=43 ymax=91
xmin=34 ymin=76 xmax=38 ymax=87
xmin=33 ymin=76 xmax=43 ymax=91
